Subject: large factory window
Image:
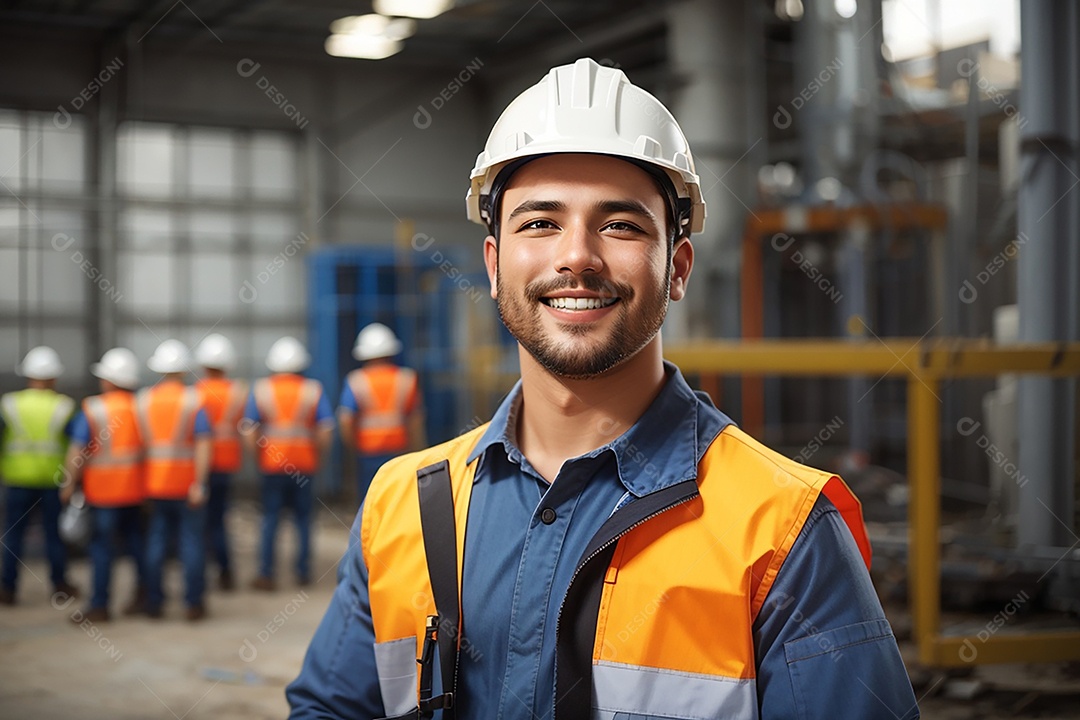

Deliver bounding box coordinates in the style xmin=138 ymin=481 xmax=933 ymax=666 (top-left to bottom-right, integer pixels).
xmin=114 ymin=121 xmax=307 ymax=381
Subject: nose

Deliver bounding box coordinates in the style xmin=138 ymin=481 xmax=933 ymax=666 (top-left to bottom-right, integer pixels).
xmin=554 ymin=222 xmax=603 ymax=276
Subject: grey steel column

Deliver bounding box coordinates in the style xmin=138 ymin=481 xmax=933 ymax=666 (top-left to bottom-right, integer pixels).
xmin=1016 ymin=0 xmax=1079 ymax=546
xmin=666 ymin=0 xmax=755 ymax=340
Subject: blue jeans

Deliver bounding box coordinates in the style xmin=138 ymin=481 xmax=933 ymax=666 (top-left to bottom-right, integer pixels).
xmin=357 ymin=452 xmax=395 ymax=506
xmin=145 ymin=499 xmax=206 ymax=609
xmin=205 ymin=472 xmax=232 ymax=573
xmin=88 ymin=504 xmax=145 ymax=610
xmin=259 ymin=473 xmax=313 ymax=580
xmin=2 ymin=485 xmax=67 ymax=591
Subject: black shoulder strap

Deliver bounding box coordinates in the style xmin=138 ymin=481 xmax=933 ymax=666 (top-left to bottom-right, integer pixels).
xmin=417 ymin=460 xmax=459 ymax=719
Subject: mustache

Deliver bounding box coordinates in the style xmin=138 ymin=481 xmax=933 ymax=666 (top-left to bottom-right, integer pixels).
xmin=524 ymin=275 xmax=634 ymax=303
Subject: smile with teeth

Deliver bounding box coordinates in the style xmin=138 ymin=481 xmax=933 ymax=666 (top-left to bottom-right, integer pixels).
xmin=543 ymin=296 xmax=619 ymax=310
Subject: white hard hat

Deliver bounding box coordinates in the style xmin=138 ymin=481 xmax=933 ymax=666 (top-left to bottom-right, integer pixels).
xmin=17 ymin=346 xmax=64 ymax=380
xmin=353 ymin=323 xmax=402 ymax=361
xmin=266 ymin=336 xmax=311 ymax=373
xmin=466 ymin=57 xmax=706 ymax=237
xmin=91 ymin=348 xmax=141 ymax=389
xmin=147 ymin=339 xmax=192 ymax=374
xmin=194 ymin=333 xmax=237 ymax=371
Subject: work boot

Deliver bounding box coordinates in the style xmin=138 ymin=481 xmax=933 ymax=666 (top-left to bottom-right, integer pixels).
xmin=0 ymin=588 xmax=14 ymax=606
xmin=73 ymin=607 xmax=110 ymax=624
xmin=250 ymin=576 xmax=275 ymax=592
xmin=123 ymin=587 xmax=147 ymax=616
xmin=53 ymin=580 xmax=80 ymax=598
xmin=219 ymin=569 xmax=234 ymax=592
xmin=185 ymin=604 xmax=207 ymax=622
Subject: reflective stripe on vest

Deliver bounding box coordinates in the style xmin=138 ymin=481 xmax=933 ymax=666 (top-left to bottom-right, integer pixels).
xmin=348 ymin=366 xmax=415 ymax=454
xmin=198 ymin=377 xmax=248 ymax=472
xmin=215 ymin=380 xmax=249 ymax=440
xmin=83 ymin=396 xmax=141 ymax=468
xmin=82 ymin=392 xmax=145 ymax=507
xmin=0 ymin=389 xmax=74 ymax=487
xmin=254 ymin=376 xmax=321 ymax=474
xmin=136 ymin=384 xmax=201 ymax=498
xmin=0 ymin=392 xmax=73 ymax=455
xmin=360 ymin=423 xmax=872 ymax=718
xmin=591 ymin=662 xmax=756 ymax=718
xmin=137 ymin=388 xmax=199 ymax=461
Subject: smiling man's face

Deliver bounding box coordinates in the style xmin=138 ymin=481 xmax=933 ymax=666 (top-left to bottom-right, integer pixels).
xmin=484 ymin=153 xmax=692 ymax=379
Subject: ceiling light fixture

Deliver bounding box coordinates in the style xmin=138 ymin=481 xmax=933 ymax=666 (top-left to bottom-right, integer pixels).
xmin=329 ymin=14 xmax=417 ymax=40
xmin=325 ymin=33 xmax=404 ymax=60
xmin=325 ymin=13 xmax=417 ymax=59
xmin=373 ymin=0 xmax=455 ymax=20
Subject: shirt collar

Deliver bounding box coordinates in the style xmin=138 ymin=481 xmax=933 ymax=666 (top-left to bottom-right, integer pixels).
xmin=467 ymin=362 xmax=731 ymax=498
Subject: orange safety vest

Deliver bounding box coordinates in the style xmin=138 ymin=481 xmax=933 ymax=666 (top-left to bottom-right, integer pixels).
xmin=197 ymin=377 xmax=248 ymax=473
xmin=360 ymin=424 xmax=872 ymax=718
xmin=253 ymin=374 xmax=324 ymax=475
xmin=346 ymin=365 xmax=418 ymax=455
xmin=82 ymin=390 xmax=145 ymax=507
xmin=136 ymin=381 xmax=203 ymax=500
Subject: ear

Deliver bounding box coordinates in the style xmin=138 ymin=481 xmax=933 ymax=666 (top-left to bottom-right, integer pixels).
xmin=669 ymin=237 xmax=693 ymax=301
xmin=483 ymin=235 xmax=499 ymax=300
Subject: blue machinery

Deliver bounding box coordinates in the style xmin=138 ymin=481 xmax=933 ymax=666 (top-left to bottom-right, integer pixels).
xmin=306 ymin=246 xmax=512 ymax=495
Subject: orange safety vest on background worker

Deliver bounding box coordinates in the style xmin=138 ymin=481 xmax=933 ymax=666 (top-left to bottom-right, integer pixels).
xmin=253 ymin=375 xmax=323 ymax=474
xmin=136 ymin=382 xmax=202 ymax=500
xmin=197 ymin=377 xmax=248 ymax=473
xmin=81 ymin=390 xmax=145 ymax=507
xmin=358 ymin=423 xmax=872 ymax=717
xmin=345 ymin=365 xmax=418 ymax=454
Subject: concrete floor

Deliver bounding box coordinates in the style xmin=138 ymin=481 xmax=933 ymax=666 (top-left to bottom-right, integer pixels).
xmin=3 ymin=500 xmax=1079 ymax=720
xmin=0 ymin=499 xmax=356 ymax=720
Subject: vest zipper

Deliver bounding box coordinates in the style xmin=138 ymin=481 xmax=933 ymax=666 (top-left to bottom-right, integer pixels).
xmin=551 ymin=485 xmax=699 ymax=720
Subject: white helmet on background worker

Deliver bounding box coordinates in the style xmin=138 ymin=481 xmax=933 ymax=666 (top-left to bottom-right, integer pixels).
xmin=194 ymin=333 xmax=237 ymax=371
xmin=147 ymin=339 xmax=192 ymax=374
xmin=353 ymin=323 xmax=402 ymax=361
xmin=16 ymin=346 xmax=64 ymax=380
xmin=90 ymin=348 xmax=141 ymax=390
xmin=466 ymin=57 xmax=706 ymax=238
xmin=266 ymin=336 xmax=311 ymax=373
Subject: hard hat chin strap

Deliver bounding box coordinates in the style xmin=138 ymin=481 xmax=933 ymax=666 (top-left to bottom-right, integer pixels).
xmin=479 ymin=156 xmax=542 ymax=240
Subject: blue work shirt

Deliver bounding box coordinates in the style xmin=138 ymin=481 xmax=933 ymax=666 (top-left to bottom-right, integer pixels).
xmin=243 ymin=377 xmax=334 ymax=426
xmin=287 ymin=364 xmax=918 ymax=719
xmin=338 ymin=383 xmax=358 ymax=413
xmin=68 ymin=407 xmax=209 ymax=446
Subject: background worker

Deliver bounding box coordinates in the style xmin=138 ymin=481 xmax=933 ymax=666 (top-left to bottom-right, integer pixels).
xmin=288 ymin=59 xmax=917 ymax=719
xmin=60 ymin=348 xmax=146 ymax=622
xmin=138 ymin=339 xmax=212 ymax=621
xmin=0 ymin=347 xmax=78 ymax=605
xmin=193 ymin=333 xmax=247 ymax=591
xmin=337 ymin=323 xmax=424 ymax=505
xmin=244 ymin=336 xmax=333 ymax=591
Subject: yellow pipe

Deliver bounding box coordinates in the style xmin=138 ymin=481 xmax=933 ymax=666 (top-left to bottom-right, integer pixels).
xmin=908 ymin=376 xmax=942 ymax=666
xmin=666 ymin=340 xmax=1080 ymax=378
xmin=934 ymin=632 xmax=1080 ymax=666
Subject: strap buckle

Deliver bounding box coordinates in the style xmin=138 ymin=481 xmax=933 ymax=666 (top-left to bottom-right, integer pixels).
xmin=417 ymin=615 xmax=454 ymax=717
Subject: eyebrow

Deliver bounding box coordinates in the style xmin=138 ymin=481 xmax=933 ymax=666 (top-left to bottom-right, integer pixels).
xmin=595 ymin=199 xmax=660 ymax=226
xmin=505 ymin=198 xmax=660 ymax=226
xmin=507 ymin=199 xmax=566 ymax=222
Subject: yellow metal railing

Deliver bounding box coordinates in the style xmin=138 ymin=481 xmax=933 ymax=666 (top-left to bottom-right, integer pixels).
xmin=666 ymin=338 xmax=1080 ymax=667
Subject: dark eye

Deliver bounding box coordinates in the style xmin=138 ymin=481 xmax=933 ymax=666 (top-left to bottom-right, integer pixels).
xmin=519 ymin=219 xmax=558 ymax=231
xmin=603 ymin=220 xmax=644 ymax=234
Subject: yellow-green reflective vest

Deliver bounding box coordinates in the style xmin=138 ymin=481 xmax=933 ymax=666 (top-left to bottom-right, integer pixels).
xmin=0 ymin=389 xmax=75 ymax=488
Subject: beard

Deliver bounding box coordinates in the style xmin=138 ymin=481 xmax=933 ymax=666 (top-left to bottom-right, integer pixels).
xmin=495 ymin=266 xmax=671 ymax=380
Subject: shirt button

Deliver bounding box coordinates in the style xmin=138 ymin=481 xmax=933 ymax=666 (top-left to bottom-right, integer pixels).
xmin=540 ymin=508 xmax=557 ymax=525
